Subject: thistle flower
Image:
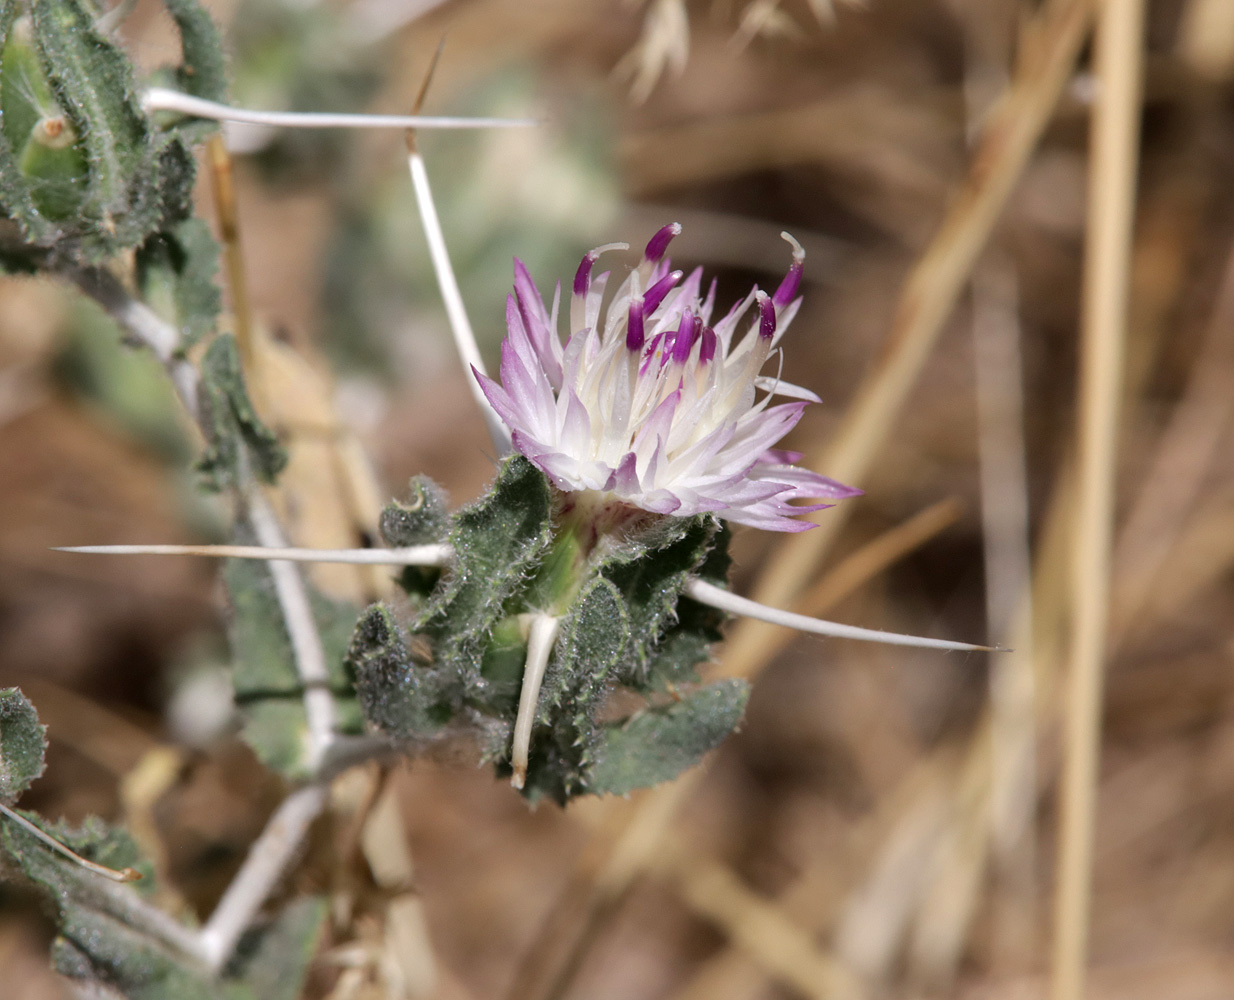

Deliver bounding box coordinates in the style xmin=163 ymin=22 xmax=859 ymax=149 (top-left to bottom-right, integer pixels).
xmin=474 ymin=224 xmax=861 ymax=532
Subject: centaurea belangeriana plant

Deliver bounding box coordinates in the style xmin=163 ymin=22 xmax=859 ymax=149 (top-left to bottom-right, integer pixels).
xmin=0 ymin=1 xmax=989 ymax=994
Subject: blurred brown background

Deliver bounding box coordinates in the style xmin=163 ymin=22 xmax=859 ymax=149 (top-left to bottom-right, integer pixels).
xmin=3 ymin=0 xmax=1234 ymax=997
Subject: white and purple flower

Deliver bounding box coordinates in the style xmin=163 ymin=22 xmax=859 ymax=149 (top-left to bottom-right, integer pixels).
xmin=474 ymin=224 xmax=861 ymax=532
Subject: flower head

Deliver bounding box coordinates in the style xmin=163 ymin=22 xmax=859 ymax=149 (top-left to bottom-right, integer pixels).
xmin=474 ymin=225 xmax=860 ymax=532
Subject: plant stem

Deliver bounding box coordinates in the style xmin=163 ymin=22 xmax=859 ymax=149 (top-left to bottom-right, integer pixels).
xmin=246 ymin=493 xmax=338 ymax=771
xmin=71 ymin=268 xmax=200 ymax=414
xmin=1050 ymin=1 xmax=1145 ymax=998
xmin=198 ymin=783 xmax=329 ymax=974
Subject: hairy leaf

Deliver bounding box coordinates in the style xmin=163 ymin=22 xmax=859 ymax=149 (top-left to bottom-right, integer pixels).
xmin=596 ymin=515 xmax=722 ymax=689
xmin=136 ymin=217 xmax=221 ymax=348
xmin=379 ymin=476 xmax=450 ymax=547
xmin=225 ymin=534 xmax=361 ymax=779
xmin=585 ymin=680 xmax=749 ymax=796
xmin=197 ymin=334 xmax=287 ymax=491
xmin=348 ymin=603 xmax=440 ymax=740
xmin=0 ymin=688 xmax=46 ymax=805
xmin=413 ymin=456 xmax=553 ymax=703
xmin=517 ymin=577 xmax=629 ymax=804
xmin=1 ymin=809 xmax=324 ymax=999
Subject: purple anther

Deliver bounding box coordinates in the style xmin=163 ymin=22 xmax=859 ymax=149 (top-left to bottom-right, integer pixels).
xmin=644 ymin=222 xmax=682 ymax=263
xmin=699 ymin=326 xmax=717 ymax=364
xmin=757 ymin=292 xmax=776 ymax=340
xmin=573 ymin=251 xmax=598 ymax=297
xmin=672 ymin=314 xmax=699 ymax=364
xmin=644 ymin=269 xmax=683 ymax=314
xmin=627 ymin=299 xmax=646 ymax=352
xmin=772 ymin=259 xmax=804 ymax=309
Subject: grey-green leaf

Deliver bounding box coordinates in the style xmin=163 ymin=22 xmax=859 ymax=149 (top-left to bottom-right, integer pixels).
xmin=225 ymin=896 xmax=327 ymax=1000
xmin=585 ymin=680 xmax=750 ymax=797
xmin=348 ymin=603 xmax=440 ymax=740
xmin=379 ymin=476 xmax=450 ymax=547
xmin=31 ymin=0 xmax=159 ymax=258
xmin=225 ymin=535 xmax=362 ymax=779
xmin=0 ymin=688 xmax=46 ymax=805
xmin=197 ymin=334 xmax=288 ymax=491
xmin=414 ymin=455 xmax=553 ymax=701
xmin=136 ymin=217 xmax=221 ymax=347
xmin=0 ymin=808 xmax=324 ymax=999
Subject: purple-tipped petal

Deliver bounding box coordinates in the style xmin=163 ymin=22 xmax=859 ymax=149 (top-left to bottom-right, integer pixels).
xmin=773 ymin=260 xmax=804 ymax=309
xmin=699 ymin=326 xmax=717 ymax=364
xmin=672 ymin=313 xmax=698 ymax=364
xmin=757 ymin=292 xmax=776 ymax=340
xmin=644 ymin=269 xmax=683 ymax=314
xmin=489 ymin=238 xmax=855 ymax=532
xmin=644 ymin=222 xmax=682 ymax=263
xmin=772 ymin=232 xmax=806 ymax=309
xmin=573 ymin=251 xmax=597 ymax=297
xmin=627 ymin=299 xmax=646 ymax=352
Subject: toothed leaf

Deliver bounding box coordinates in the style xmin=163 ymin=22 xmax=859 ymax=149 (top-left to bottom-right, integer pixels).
xmin=1 ymin=809 xmax=324 ymax=999
xmin=413 ymin=455 xmax=553 ymax=703
xmin=348 ymin=603 xmax=443 ymax=739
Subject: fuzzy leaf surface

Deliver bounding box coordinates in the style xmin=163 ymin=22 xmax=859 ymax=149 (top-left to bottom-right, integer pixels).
xmin=348 ymin=603 xmax=439 ymax=740
xmin=136 ymin=217 xmax=220 ymax=347
xmin=517 ymin=576 xmax=628 ymax=803
xmin=413 ymin=455 xmax=552 ymax=703
xmin=197 ymin=334 xmax=287 ymax=490
xmin=1 ymin=809 xmax=324 ymax=999
xmin=0 ymin=688 xmax=46 ymax=805
xmin=585 ymin=679 xmax=749 ymax=796
xmin=595 ymin=516 xmax=724 ymax=689
xmin=225 ymin=536 xmax=362 ymax=779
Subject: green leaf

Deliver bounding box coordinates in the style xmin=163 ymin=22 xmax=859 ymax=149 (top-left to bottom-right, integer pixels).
xmin=162 ymin=0 xmax=227 ymax=104
xmin=347 ymin=603 xmax=440 ymax=740
xmin=379 ymin=476 xmax=450 ymax=547
xmin=197 ymin=334 xmax=288 ymax=491
xmin=30 ymin=0 xmax=162 ymax=258
xmin=0 ymin=12 xmax=66 ymax=247
xmin=0 ymin=812 xmax=208 ymax=998
xmin=224 ymin=534 xmax=361 ymax=779
xmin=136 ymin=217 xmax=221 ymax=348
xmin=0 ymin=0 xmax=216 ymax=267
xmin=413 ymin=455 xmax=553 ymax=704
xmin=594 ymin=515 xmax=724 ymax=689
xmin=224 ymin=896 xmax=326 ymax=1000
xmin=0 ymin=688 xmax=46 ymax=805
xmin=585 ymin=680 xmax=749 ymax=797
xmin=1 ymin=808 xmax=324 ymax=999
